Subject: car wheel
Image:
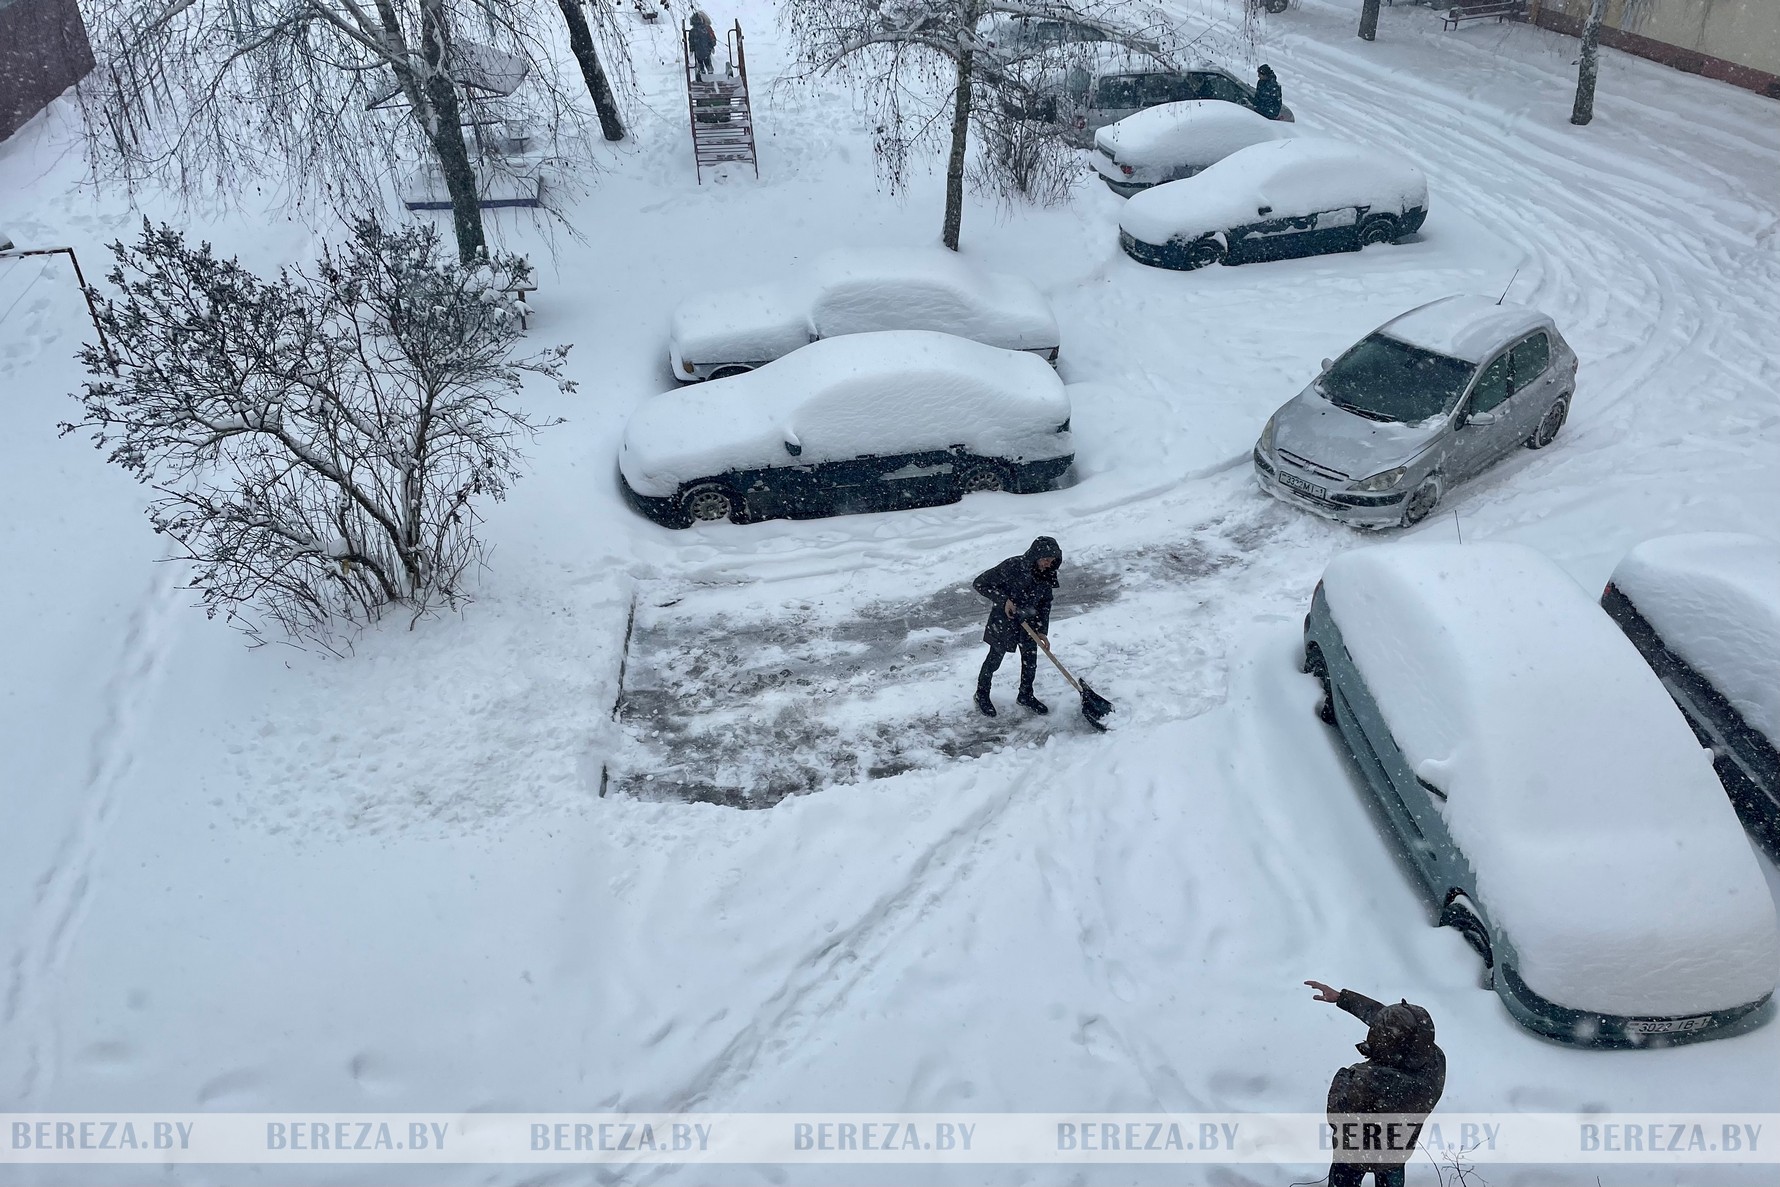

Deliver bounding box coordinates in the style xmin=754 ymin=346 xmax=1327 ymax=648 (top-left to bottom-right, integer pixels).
xmin=1303 ymin=644 xmax=1336 ymax=723
xmin=959 ymin=463 xmax=1008 ymax=495
xmin=1300 ymin=641 xmax=1326 ymax=677
xmin=1440 ymin=893 xmax=1495 ymax=987
xmin=1399 ymin=478 xmax=1440 ymax=528
xmin=681 ymin=484 xmax=737 ymax=524
xmin=708 ymin=365 xmax=753 ymax=381
xmin=1357 ymin=214 xmax=1400 ymax=247
xmin=1181 ymin=234 xmax=1227 ymax=270
xmin=1527 ymin=394 xmax=1569 ymax=449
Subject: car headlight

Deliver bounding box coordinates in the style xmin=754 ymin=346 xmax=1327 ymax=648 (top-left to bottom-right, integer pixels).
xmin=1257 ymin=414 xmax=1278 ymax=455
xmin=1352 ymin=466 xmax=1407 ymax=493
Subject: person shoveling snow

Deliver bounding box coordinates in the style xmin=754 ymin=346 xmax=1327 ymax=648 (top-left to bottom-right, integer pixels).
xmin=1306 ymin=980 xmax=1446 ymax=1187
xmin=973 ymin=537 xmax=1062 ymax=717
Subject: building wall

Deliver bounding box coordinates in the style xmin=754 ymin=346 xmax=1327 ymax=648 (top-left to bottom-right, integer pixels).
xmin=1529 ymin=0 xmax=1780 ymax=98
xmin=0 ymin=0 xmax=96 ymax=141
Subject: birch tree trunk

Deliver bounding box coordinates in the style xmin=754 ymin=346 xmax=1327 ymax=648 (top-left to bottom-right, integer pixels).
xmin=418 ymin=0 xmax=488 ymax=260
xmin=941 ymin=46 xmax=974 ymax=251
xmin=1570 ymin=0 xmax=1609 ymax=125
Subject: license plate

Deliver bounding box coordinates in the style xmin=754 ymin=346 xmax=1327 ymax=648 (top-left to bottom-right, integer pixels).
xmin=1627 ymin=1016 xmax=1713 ymax=1034
xmin=1279 ymin=472 xmax=1327 ymax=499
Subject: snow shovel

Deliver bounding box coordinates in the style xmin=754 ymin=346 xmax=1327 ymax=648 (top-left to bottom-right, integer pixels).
xmin=1023 ymin=622 xmax=1115 ymax=732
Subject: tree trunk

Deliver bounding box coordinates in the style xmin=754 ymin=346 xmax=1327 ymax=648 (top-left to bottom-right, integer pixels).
xmin=1358 ymin=0 xmax=1380 ymax=41
xmin=1570 ymin=0 xmax=1609 ymax=125
xmin=418 ymin=0 xmax=487 ymax=261
xmin=556 ymin=0 xmax=626 ymax=141
xmin=941 ymin=48 xmax=974 ymax=252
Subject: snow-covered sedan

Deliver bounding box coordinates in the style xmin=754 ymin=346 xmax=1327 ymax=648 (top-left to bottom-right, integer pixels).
xmin=1093 ymin=100 xmax=1295 ymax=197
xmin=1253 ymin=296 xmax=1577 ymax=528
xmin=621 ymin=331 xmax=1075 ymax=527
xmin=667 ymin=248 xmax=1059 ymax=382
xmin=1603 ymin=534 xmax=1780 ymax=855
xmin=1118 ymin=138 xmax=1426 ymax=270
xmin=1303 ymin=541 xmax=1780 ymax=1046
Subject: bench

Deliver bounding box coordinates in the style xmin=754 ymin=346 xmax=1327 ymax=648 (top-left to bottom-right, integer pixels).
xmin=503 ymin=279 xmax=538 ymax=329
xmin=1442 ymin=0 xmax=1526 ymax=29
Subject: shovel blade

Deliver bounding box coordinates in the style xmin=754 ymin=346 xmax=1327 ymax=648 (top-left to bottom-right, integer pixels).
xmin=1078 ymin=679 xmax=1115 ymax=731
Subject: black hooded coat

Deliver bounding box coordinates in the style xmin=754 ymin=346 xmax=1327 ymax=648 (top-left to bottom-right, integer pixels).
xmin=973 ymin=537 xmax=1062 ymax=651
xmin=1255 ymin=66 xmax=1283 ymax=120
xmin=1326 ymin=990 xmax=1446 ymax=1167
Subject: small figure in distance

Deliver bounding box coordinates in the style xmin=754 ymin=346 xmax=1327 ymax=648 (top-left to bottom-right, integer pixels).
xmin=688 ymin=10 xmax=718 ymax=80
xmin=1255 ymin=63 xmax=1284 ymax=120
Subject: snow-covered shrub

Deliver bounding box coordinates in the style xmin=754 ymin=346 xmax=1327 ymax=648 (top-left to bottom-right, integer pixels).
xmin=66 ymin=219 xmax=575 ymax=646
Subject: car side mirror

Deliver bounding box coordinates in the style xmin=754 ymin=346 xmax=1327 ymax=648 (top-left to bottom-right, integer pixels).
xmin=783 ymin=429 xmax=803 ymax=457
xmin=1465 ymin=410 xmax=1498 ymax=428
xmin=1320 ymin=358 xmax=1333 ymax=373
xmin=1258 ymin=205 xmax=1273 ymax=216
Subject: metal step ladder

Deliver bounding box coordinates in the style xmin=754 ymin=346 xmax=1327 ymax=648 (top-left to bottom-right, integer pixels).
xmin=683 ymin=20 xmax=759 ymax=182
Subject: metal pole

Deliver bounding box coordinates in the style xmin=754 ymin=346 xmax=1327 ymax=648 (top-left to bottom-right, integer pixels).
xmin=0 ymin=246 xmax=118 ymax=373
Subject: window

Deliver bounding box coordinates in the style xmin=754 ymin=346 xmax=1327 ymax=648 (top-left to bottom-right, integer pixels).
xmin=1193 ymin=72 xmax=1250 ymax=105
xmin=1321 ymin=334 xmax=1477 ymax=423
xmin=1096 ymin=73 xmax=1192 ymax=109
xmin=1470 ymin=355 xmax=1511 ymax=414
xmin=1509 ymin=333 xmax=1550 ymax=393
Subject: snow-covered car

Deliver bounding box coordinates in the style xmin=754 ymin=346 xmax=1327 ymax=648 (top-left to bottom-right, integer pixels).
xmin=667 ymin=248 xmax=1059 ymax=382
xmin=1092 ymin=100 xmax=1295 ymax=197
xmin=1603 ymin=534 xmax=1780 ymax=855
xmin=1009 ymin=46 xmax=1294 ymax=147
xmin=1118 ymin=138 xmax=1425 ymax=271
xmin=1253 ymin=296 xmax=1577 ymax=528
xmin=1302 ymin=541 xmax=1780 ymax=1046
xmin=621 ymin=331 xmax=1075 ymax=527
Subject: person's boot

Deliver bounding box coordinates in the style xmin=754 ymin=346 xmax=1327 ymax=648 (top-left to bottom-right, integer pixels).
xmin=975 ymin=688 xmax=997 ymax=717
xmin=1017 ymin=689 xmax=1049 ymax=714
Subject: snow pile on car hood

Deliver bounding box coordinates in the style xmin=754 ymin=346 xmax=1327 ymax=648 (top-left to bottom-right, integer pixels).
xmin=1120 ymin=138 xmax=1427 ymax=245
xmin=1611 ymin=533 xmax=1780 ymax=749
xmin=1322 ymin=541 xmax=1780 ymax=1019
xmin=621 ymin=331 xmax=1073 ymax=499
xmin=1095 ymin=100 xmax=1292 ymax=172
xmin=667 ymin=248 xmax=1058 ymax=366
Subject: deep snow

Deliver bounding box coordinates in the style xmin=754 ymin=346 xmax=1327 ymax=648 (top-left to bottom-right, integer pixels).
xmin=4 ymin=0 xmax=1780 ymax=1183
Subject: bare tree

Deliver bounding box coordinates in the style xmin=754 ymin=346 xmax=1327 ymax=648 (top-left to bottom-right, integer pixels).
xmin=782 ymin=0 xmax=1173 ymax=250
xmin=1358 ymin=0 xmax=1381 ymax=42
xmin=1570 ymin=0 xmax=1609 ymax=125
xmin=65 ymin=220 xmax=574 ymax=645
xmin=557 ymin=0 xmax=627 ymax=140
xmin=76 ymin=0 xmax=625 ymax=262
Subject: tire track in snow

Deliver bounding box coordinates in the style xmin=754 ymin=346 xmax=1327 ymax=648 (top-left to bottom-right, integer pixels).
xmin=2 ymin=563 xmax=182 ymax=1104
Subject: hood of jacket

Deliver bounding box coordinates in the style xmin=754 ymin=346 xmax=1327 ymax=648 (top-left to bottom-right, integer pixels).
xmin=1356 ymin=1001 xmax=1439 ymax=1072
xmin=1026 ymin=536 xmax=1063 ymax=585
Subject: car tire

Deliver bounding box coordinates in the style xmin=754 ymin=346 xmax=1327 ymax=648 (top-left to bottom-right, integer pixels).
xmin=1300 ymin=641 xmax=1325 ymax=677
xmin=1440 ymin=893 xmax=1495 ymax=988
xmin=958 ymin=463 xmax=1008 ymax=495
xmin=1527 ymin=394 xmax=1569 ymax=449
xmin=1357 ymin=214 xmax=1400 ymax=248
xmin=709 ymin=365 xmax=753 ymax=381
xmin=1399 ymin=478 xmax=1440 ymax=528
xmin=1181 ymin=234 xmax=1227 ymax=270
xmin=680 ymin=483 xmax=738 ymax=524
xmin=1304 ymin=645 xmax=1336 ymax=724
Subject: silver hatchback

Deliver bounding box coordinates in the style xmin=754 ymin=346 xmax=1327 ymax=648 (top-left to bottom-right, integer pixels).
xmin=1252 ymin=296 xmax=1578 ymax=528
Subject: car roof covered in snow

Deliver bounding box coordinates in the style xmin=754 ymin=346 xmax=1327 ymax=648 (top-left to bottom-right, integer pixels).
xmin=1611 ymin=533 xmax=1780 ymax=751
xmin=1321 ymin=541 xmax=1779 ymax=1018
xmin=1119 ymin=138 xmax=1426 ymax=246
xmin=1376 ymin=296 xmax=1554 ymax=364
xmin=1094 ymin=100 xmax=1293 ymax=169
xmin=668 ymin=247 xmax=1058 ymax=365
xmin=621 ymin=331 xmax=1072 ymax=499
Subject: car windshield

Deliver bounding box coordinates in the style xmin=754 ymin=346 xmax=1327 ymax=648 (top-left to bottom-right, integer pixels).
xmin=1321 ymin=334 xmax=1476 ymax=423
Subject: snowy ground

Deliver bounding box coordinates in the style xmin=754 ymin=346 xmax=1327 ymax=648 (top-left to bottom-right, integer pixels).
xmin=3 ymin=0 xmax=1780 ymax=1182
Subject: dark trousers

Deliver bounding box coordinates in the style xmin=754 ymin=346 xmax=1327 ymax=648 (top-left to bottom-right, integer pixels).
xmin=1330 ymin=1164 xmax=1405 ymax=1187
xmin=978 ymin=640 xmax=1037 ymax=698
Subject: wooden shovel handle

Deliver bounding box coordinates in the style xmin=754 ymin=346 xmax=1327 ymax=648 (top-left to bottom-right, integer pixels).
xmin=1023 ymin=621 xmax=1081 ymax=693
